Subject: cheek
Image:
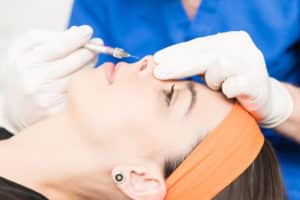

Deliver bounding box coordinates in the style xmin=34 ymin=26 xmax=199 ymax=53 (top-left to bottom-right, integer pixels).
xmin=68 ymin=82 xmax=103 ymax=119
xmin=67 ymin=70 xmax=167 ymax=142
xmin=67 ymin=88 xmax=146 ymax=141
xmin=67 ymin=69 xmax=116 ymax=135
xmin=68 ymin=68 xmax=108 ymax=99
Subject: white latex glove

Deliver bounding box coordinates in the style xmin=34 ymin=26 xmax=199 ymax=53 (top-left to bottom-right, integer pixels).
xmin=0 ymin=25 xmax=102 ymax=133
xmin=154 ymin=31 xmax=293 ymax=128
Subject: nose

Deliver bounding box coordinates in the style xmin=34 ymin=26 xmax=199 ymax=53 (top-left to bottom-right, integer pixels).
xmin=137 ymin=55 xmax=157 ymax=76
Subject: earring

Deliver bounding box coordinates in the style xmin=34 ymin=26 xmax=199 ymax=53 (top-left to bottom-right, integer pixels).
xmin=112 ymin=171 xmax=126 ymax=184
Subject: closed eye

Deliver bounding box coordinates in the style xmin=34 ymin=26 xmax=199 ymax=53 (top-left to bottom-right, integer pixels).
xmin=164 ymin=84 xmax=175 ymax=106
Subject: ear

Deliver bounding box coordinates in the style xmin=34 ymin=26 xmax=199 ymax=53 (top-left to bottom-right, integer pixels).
xmin=112 ymin=162 xmax=166 ymax=200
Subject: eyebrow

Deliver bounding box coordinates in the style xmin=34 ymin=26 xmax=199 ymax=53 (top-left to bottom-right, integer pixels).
xmin=185 ymin=82 xmax=197 ymax=116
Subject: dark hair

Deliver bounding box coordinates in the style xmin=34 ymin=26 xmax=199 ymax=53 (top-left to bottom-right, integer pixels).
xmin=164 ymin=140 xmax=287 ymax=200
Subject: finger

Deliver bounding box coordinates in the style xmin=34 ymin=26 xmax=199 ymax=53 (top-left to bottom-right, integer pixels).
xmin=27 ymin=25 xmax=93 ymax=63
xmin=83 ymin=56 xmax=98 ymax=69
xmin=154 ymin=36 xmax=214 ymax=63
xmin=9 ymin=30 xmax=59 ymax=61
xmin=222 ymin=75 xmax=257 ymax=99
xmin=204 ymin=57 xmax=239 ymax=90
xmin=204 ymin=59 xmax=224 ymax=90
xmin=48 ymin=100 xmax=67 ymax=115
xmin=153 ymin=53 xmax=216 ymax=80
xmin=154 ymin=32 xmax=247 ymax=65
xmin=154 ymin=43 xmax=187 ymax=64
xmin=87 ymin=37 xmax=104 ymax=46
xmin=37 ymin=88 xmax=67 ymax=114
xmin=45 ymin=47 xmax=97 ymax=79
xmin=47 ymin=68 xmax=87 ymax=96
xmin=32 ymin=53 xmax=98 ymax=102
xmin=47 ymin=58 xmax=97 ymax=94
xmin=154 ymin=35 xmax=225 ymax=66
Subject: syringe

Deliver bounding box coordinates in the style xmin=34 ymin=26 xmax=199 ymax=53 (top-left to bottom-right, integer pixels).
xmin=84 ymin=43 xmax=139 ymax=59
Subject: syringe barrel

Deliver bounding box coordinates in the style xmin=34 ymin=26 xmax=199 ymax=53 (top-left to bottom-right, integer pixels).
xmin=84 ymin=43 xmax=114 ymax=55
xmin=84 ymin=43 xmax=131 ymax=59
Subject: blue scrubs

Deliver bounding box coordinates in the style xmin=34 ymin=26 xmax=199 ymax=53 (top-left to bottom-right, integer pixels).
xmin=69 ymin=0 xmax=300 ymax=199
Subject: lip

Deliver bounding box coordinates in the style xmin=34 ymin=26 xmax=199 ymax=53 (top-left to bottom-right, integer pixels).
xmin=104 ymin=63 xmax=116 ymax=84
xmin=115 ymin=62 xmax=124 ymax=72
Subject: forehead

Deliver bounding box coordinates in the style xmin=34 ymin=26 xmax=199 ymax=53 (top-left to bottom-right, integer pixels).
xmin=181 ymin=81 xmax=232 ymax=127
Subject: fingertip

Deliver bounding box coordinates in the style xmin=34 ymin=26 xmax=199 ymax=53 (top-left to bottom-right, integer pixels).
xmin=69 ymin=26 xmax=78 ymax=31
xmin=90 ymin=38 xmax=104 ymax=46
xmin=222 ymin=80 xmax=234 ymax=98
xmin=67 ymin=25 xmax=93 ymax=40
xmin=153 ymin=52 xmax=161 ymax=64
xmin=153 ymin=50 xmax=170 ymax=64
xmin=222 ymin=77 xmax=244 ymax=98
xmin=154 ymin=45 xmax=186 ymax=64
xmin=78 ymin=25 xmax=93 ymax=36
xmin=153 ymin=65 xmax=170 ymax=80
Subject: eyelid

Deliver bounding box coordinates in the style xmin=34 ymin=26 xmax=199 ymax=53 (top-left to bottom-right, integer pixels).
xmin=164 ymin=84 xmax=176 ymax=106
xmin=185 ymin=82 xmax=197 ymax=115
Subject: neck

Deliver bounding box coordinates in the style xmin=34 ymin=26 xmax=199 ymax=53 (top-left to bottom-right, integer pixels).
xmin=181 ymin=0 xmax=202 ymax=20
xmin=0 ymin=112 xmax=112 ymax=200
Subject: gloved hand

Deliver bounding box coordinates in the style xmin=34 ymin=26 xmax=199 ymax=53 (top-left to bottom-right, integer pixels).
xmin=0 ymin=25 xmax=102 ymax=133
xmin=153 ymin=31 xmax=293 ymax=128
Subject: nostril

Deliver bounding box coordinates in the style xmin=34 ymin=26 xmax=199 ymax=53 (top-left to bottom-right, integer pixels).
xmin=139 ymin=60 xmax=148 ymax=71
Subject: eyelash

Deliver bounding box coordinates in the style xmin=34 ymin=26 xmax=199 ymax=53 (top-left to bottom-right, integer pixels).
xmin=165 ymin=84 xmax=175 ymax=106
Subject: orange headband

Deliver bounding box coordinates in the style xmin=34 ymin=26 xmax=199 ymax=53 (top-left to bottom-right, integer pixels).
xmin=166 ymin=103 xmax=264 ymax=200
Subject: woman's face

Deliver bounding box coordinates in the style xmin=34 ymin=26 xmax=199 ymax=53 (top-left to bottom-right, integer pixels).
xmin=67 ymin=56 xmax=232 ymax=160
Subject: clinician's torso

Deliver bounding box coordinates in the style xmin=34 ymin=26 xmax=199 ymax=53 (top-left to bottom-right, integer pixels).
xmin=69 ymin=0 xmax=300 ymax=199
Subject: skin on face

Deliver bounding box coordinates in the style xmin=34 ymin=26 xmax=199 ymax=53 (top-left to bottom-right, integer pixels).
xmin=66 ymin=56 xmax=233 ymax=199
xmin=0 ymin=56 xmax=233 ymax=200
xmin=68 ymin=56 xmax=232 ymax=161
